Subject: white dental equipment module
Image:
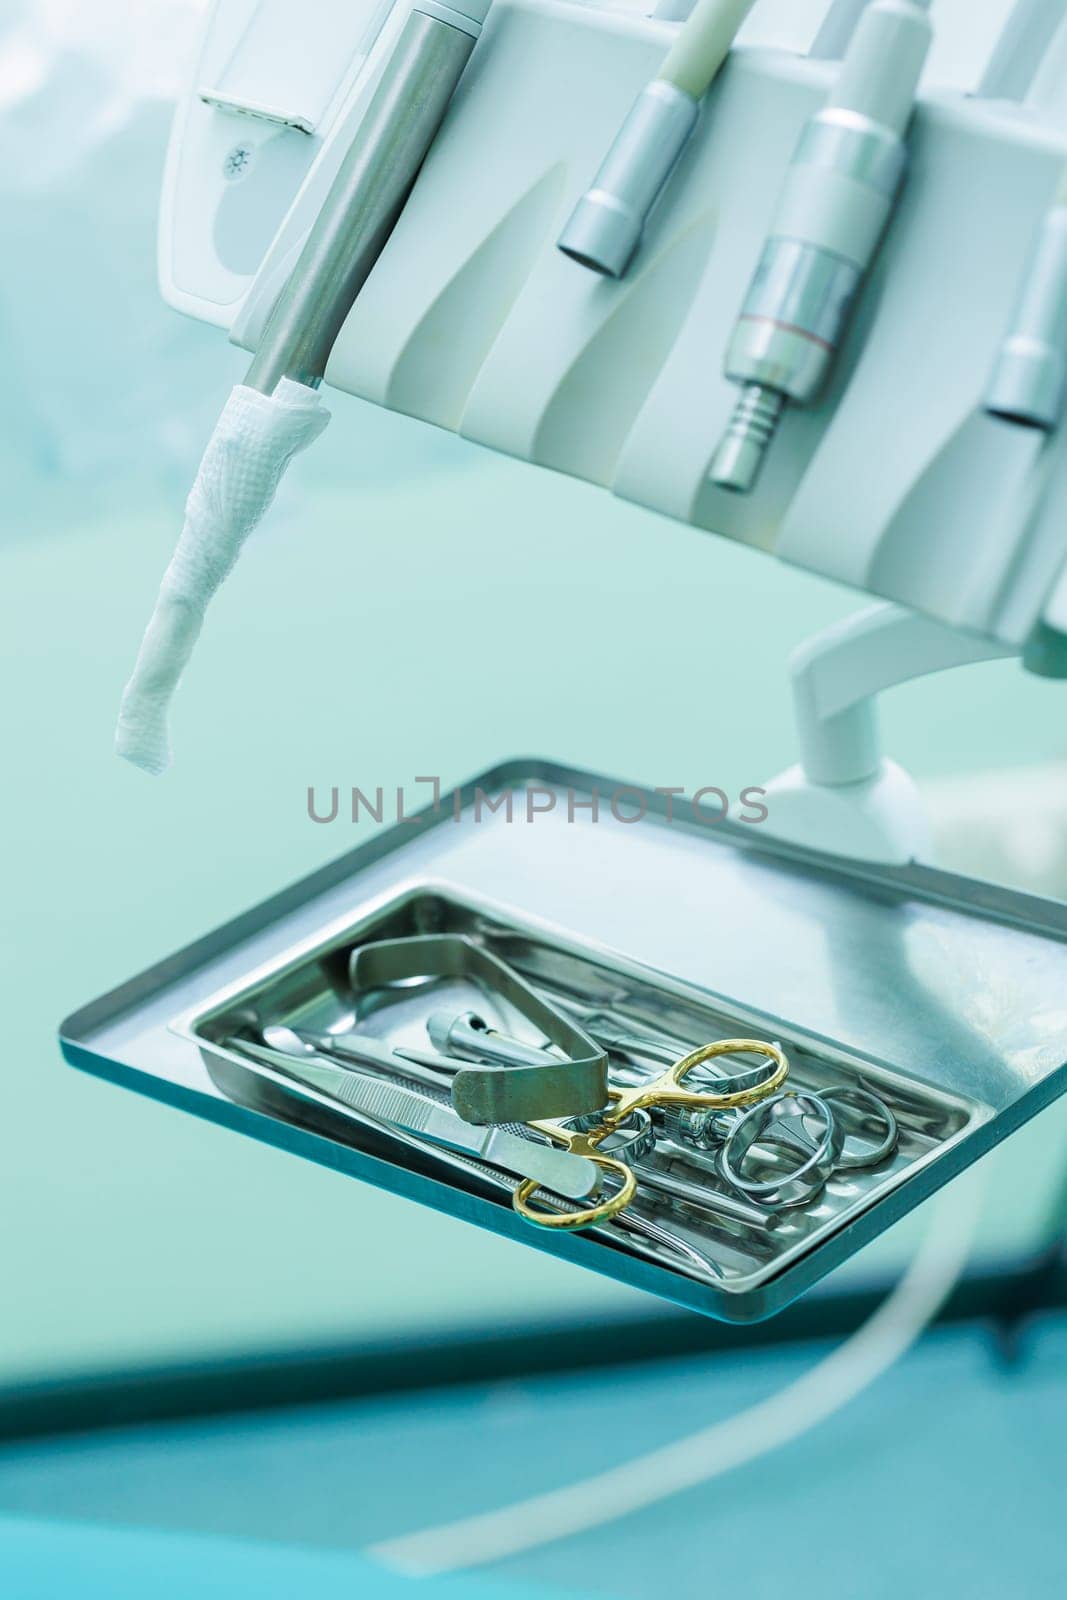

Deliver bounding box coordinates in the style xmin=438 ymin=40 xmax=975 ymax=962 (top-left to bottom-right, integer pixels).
xmin=126 ymin=0 xmax=1067 ymax=849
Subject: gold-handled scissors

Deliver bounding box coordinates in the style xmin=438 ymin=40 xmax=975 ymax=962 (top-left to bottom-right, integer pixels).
xmin=513 ymin=1038 xmax=789 ymax=1231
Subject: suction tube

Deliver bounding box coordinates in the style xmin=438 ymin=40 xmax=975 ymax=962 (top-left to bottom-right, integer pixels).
xmin=246 ymin=0 xmax=488 ymax=394
xmin=116 ymin=0 xmax=489 ymax=773
xmin=557 ymin=0 xmax=757 ymax=279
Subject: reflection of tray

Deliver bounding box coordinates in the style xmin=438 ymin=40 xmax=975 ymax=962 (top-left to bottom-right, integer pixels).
xmin=60 ymin=760 xmax=1067 ymax=1322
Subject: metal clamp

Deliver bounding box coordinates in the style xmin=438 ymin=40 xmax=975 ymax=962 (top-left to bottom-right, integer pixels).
xmin=349 ymin=935 xmax=609 ymax=1125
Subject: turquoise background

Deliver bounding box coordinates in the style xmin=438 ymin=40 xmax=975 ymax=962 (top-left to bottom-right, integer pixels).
xmin=2 ymin=1317 xmax=1066 ymax=1597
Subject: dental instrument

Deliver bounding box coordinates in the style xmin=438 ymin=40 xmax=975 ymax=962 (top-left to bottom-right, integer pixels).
xmin=235 ymin=1034 xmax=602 ymax=1199
xmin=350 ymin=936 xmax=609 ymax=1125
xmin=116 ymin=0 xmax=490 ymax=774
xmin=242 ymin=1 xmax=489 ymax=397
xmin=592 ymin=1027 xmax=786 ymax=1100
xmin=822 ymin=1083 xmax=899 ymax=1170
xmin=263 ymin=1021 xmax=472 ymax=1095
xmin=243 ymin=1024 xmax=725 ymax=1280
xmin=433 ymin=1007 xmax=786 ymax=1102
xmin=569 ymin=1107 xmax=657 ymax=1163
xmin=718 ymin=1090 xmax=843 ymax=1208
xmin=262 ymin=1022 xmax=454 ymax=1091
xmin=985 ymin=170 xmax=1067 ymax=431
xmin=709 ymin=0 xmax=933 ymax=494
xmin=513 ymin=1038 xmax=789 ymax=1230
xmin=632 ymin=1162 xmax=778 ymax=1231
xmin=426 ymin=1009 xmax=559 ymax=1069
xmin=557 ymin=0 xmax=756 ymax=278
xmin=428 ymin=1012 xmax=783 ymax=1226
xmin=667 ymin=1080 xmax=897 ymax=1186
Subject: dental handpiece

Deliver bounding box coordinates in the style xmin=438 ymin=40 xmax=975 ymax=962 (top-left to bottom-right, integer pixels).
xmin=245 ymin=0 xmax=490 ymax=395
xmin=709 ymin=0 xmax=933 ymax=493
xmin=557 ymin=0 xmax=755 ymax=279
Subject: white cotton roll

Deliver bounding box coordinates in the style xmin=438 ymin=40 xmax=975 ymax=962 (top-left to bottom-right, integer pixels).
xmin=115 ymin=379 xmax=330 ymax=775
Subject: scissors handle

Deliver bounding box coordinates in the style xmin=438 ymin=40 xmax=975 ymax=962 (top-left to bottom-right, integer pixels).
xmin=512 ymin=1039 xmax=787 ymax=1232
xmin=609 ymin=1037 xmax=789 ymax=1122
xmin=511 ymin=1122 xmax=638 ymax=1229
xmin=513 ymin=1152 xmax=638 ymax=1230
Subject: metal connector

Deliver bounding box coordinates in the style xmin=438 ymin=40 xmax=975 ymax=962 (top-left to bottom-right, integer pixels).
xmin=557 ymin=80 xmax=699 ymax=279
xmin=709 ymin=383 xmax=785 ymax=493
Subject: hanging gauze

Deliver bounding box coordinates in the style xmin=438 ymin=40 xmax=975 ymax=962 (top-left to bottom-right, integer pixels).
xmin=115 ymin=381 xmax=328 ymax=774
xmin=114 ymin=0 xmax=491 ymax=773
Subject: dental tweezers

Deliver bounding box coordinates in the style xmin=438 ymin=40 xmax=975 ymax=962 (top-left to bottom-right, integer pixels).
xmin=234 ymin=1038 xmax=599 ymax=1200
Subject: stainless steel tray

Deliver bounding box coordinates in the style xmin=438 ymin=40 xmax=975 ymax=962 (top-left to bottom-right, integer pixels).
xmin=60 ymin=760 xmax=1067 ymax=1322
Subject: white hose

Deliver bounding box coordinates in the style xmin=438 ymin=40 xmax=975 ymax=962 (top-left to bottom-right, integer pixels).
xmin=657 ymin=0 xmax=757 ymax=99
xmin=370 ymin=1169 xmax=981 ymax=1576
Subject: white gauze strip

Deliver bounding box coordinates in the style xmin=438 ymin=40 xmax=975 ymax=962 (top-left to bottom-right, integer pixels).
xmin=115 ymin=379 xmax=331 ymax=775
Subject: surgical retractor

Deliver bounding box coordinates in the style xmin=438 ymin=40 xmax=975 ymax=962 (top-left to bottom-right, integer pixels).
xmin=116 ymin=0 xmax=489 ymax=773
xmin=556 ymin=0 xmax=756 ymax=279
xmin=985 ymin=170 xmax=1067 ymax=432
xmin=709 ymin=0 xmax=933 ymax=495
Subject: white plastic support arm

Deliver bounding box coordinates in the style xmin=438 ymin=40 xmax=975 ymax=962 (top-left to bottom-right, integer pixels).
xmin=763 ymin=603 xmax=1016 ymax=864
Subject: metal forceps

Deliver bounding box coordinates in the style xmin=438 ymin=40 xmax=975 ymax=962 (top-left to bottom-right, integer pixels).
xmin=513 ymin=1038 xmax=790 ymax=1230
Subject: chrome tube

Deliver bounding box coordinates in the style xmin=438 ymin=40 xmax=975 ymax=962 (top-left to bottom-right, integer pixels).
xmin=245 ymin=5 xmax=482 ymax=394
xmin=557 ymin=81 xmax=700 ymax=279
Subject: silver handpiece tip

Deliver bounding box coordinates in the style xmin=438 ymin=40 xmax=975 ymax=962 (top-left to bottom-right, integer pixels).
xmin=709 ymin=384 xmax=785 ymax=495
